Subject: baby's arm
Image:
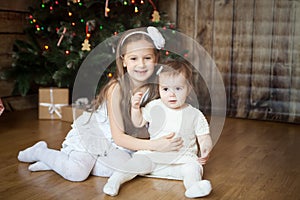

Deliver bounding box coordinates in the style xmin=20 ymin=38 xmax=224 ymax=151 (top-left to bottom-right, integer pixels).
xmin=197 ymin=134 xmax=213 ymax=165
xmin=131 ymin=92 xmax=147 ymax=127
xmin=107 ymin=83 xmax=182 ymax=152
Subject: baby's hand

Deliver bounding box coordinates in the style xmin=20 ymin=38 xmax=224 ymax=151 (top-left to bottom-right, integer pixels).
xmin=198 ymin=149 xmax=210 ymax=165
xmin=131 ymin=92 xmax=143 ymax=109
xmin=197 ymin=134 xmax=212 ymax=165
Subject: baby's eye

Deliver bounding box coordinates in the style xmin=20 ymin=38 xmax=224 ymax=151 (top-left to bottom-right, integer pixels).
xmin=162 ymin=88 xmax=169 ymax=91
xmin=175 ymin=87 xmax=183 ymax=91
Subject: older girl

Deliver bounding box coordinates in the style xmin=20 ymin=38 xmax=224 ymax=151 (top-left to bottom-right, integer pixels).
xmin=17 ymin=27 xmax=183 ymax=182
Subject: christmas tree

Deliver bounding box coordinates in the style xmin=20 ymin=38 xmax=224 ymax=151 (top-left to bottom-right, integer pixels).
xmin=3 ymin=0 xmax=175 ymax=96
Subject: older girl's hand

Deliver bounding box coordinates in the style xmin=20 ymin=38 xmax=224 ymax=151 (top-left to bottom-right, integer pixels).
xmin=151 ymin=132 xmax=183 ymax=152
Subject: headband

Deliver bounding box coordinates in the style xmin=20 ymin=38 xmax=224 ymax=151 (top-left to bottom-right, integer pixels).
xmin=120 ymin=26 xmax=165 ymax=50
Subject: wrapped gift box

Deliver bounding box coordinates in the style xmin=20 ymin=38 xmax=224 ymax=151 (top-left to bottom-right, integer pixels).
xmin=61 ymin=106 xmax=84 ymax=123
xmin=39 ymin=88 xmax=69 ymax=119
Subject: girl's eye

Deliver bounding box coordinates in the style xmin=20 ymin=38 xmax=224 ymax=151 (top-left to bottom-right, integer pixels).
xmin=130 ymin=57 xmax=137 ymax=61
xmin=176 ymin=87 xmax=182 ymax=91
xmin=162 ymin=88 xmax=168 ymax=91
xmin=145 ymin=56 xmax=152 ymax=60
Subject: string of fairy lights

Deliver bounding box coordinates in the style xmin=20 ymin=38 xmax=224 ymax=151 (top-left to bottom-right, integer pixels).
xmin=29 ymin=0 xmax=161 ymax=53
xmin=27 ymin=0 xmax=183 ymax=74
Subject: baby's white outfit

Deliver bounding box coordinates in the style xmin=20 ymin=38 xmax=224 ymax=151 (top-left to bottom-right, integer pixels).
xmin=138 ymin=99 xmax=209 ymax=165
xmin=103 ymin=99 xmax=212 ymax=197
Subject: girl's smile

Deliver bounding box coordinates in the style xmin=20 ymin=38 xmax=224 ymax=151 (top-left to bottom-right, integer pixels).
xmin=123 ymin=40 xmax=157 ymax=87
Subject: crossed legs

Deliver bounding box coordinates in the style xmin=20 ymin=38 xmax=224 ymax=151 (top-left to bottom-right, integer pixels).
xmin=18 ymin=141 xmax=97 ymax=182
xmin=104 ymin=160 xmax=212 ymax=198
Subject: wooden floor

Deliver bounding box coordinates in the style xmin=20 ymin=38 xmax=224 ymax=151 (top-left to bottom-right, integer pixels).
xmin=0 ymin=109 xmax=299 ymax=200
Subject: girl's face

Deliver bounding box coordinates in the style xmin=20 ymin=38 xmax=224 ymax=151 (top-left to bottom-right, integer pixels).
xmin=123 ymin=40 xmax=157 ymax=87
xmin=159 ymin=73 xmax=190 ymax=110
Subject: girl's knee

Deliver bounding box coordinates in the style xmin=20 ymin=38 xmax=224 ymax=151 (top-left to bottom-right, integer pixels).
xmin=63 ymin=163 xmax=92 ymax=182
xmin=131 ymin=154 xmax=155 ymax=174
xmin=64 ymin=170 xmax=90 ymax=182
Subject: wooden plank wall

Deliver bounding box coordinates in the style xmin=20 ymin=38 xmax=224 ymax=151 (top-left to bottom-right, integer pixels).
xmin=0 ymin=0 xmax=34 ymax=97
xmin=160 ymin=0 xmax=300 ymax=123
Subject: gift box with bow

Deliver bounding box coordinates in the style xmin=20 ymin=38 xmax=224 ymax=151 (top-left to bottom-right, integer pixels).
xmin=39 ymin=88 xmax=69 ymax=119
xmin=61 ymin=98 xmax=91 ymax=123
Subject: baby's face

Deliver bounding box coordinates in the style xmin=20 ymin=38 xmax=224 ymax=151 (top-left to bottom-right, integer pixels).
xmin=159 ymin=73 xmax=190 ymax=109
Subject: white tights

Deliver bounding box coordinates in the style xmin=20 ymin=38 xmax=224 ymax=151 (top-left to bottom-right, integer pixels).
xmin=103 ymin=156 xmax=212 ymax=198
xmin=17 ymin=141 xmax=131 ymax=181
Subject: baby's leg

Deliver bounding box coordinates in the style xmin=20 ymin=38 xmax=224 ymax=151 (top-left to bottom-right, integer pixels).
xmin=180 ymin=162 xmax=212 ymax=198
xmin=103 ymin=154 xmax=154 ymax=196
xmin=181 ymin=162 xmax=203 ymax=189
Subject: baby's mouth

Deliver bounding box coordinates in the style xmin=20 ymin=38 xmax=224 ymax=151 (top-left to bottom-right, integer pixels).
xmin=168 ymin=100 xmax=177 ymax=104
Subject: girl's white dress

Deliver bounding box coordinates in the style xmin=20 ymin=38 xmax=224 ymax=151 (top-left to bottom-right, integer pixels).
xmin=60 ymin=104 xmax=129 ymax=157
